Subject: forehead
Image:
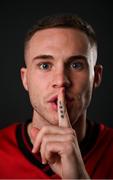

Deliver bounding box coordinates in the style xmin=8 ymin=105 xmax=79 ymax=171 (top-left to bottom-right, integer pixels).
xmin=30 ymin=28 xmax=89 ymax=47
xmin=25 ymin=28 xmax=91 ymax=62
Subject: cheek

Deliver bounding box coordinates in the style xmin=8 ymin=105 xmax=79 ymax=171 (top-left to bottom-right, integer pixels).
xmin=73 ymin=73 xmax=89 ymax=92
xmin=26 ymin=71 xmax=52 ymax=105
xmin=73 ymin=73 xmax=93 ymax=104
xmin=81 ymin=78 xmax=94 ymax=108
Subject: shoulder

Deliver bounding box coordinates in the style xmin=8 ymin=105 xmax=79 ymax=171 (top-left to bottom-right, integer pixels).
xmin=0 ymin=123 xmax=20 ymax=145
xmin=95 ymin=123 xmax=113 ymax=151
xmin=0 ymin=123 xmax=18 ymax=135
xmin=99 ymin=123 xmax=113 ymax=138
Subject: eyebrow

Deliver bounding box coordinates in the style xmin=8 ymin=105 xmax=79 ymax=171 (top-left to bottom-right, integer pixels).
xmin=32 ymin=54 xmax=87 ymax=62
xmin=68 ymin=55 xmax=87 ymax=62
xmin=33 ymin=55 xmax=54 ymax=61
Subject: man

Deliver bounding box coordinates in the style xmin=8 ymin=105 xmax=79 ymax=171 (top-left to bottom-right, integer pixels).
xmin=0 ymin=13 xmax=113 ymax=179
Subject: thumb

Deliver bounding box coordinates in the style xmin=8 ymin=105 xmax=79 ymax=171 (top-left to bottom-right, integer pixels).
xmin=30 ymin=127 xmax=39 ymax=142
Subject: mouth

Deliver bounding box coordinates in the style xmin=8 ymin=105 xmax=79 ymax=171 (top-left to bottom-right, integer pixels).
xmin=48 ymin=95 xmax=74 ymax=111
xmin=48 ymin=95 xmax=58 ymax=110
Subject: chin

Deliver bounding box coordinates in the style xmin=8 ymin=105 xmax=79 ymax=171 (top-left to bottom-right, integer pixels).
xmin=50 ymin=119 xmax=59 ymax=126
xmin=49 ymin=111 xmax=58 ymax=120
xmin=48 ymin=116 xmax=59 ymax=126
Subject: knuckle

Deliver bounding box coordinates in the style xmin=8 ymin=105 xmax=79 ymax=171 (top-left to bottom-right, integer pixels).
xmin=68 ymin=134 xmax=75 ymax=142
xmin=70 ymin=129 xmax=76 ymax=136
xmin=64 ymin=128 xmax=76 ymax=135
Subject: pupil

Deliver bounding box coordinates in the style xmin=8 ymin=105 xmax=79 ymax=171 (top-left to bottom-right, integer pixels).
xmin=43 ymin=64 xmax=48 ymax=68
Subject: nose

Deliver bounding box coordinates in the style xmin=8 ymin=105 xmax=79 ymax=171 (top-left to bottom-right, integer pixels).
xmin=52 ymin=70 xmax=72 ymax=89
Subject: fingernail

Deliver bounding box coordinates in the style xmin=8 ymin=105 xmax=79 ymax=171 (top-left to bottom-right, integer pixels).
xmin=42 ymin=161 xmax=46 ymax=165
xmin=32 ymin=148 xmax=35 ymax=153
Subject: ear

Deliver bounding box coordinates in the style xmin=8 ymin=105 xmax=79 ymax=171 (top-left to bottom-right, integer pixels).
xmin=20 ymin=67 xmax=28 ymax=91
xmin=93 ymin=64 xmax=103 ymax=88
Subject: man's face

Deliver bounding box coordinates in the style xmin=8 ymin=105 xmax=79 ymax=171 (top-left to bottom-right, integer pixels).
xmin=21 ymin=28 xmax=100 ymax=127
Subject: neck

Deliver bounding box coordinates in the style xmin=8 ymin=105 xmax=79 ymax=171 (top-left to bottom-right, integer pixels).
xmin=32 ymin=110 xmax=51 ymax=128
xmin=72 ymin=112 xmax=87 ymax=143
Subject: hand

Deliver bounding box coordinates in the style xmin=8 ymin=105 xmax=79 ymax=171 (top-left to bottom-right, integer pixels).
xmin=31 ymin=89 xmax=89 ymax=179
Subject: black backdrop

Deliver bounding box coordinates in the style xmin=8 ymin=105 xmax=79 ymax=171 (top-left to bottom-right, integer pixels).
xmin=0 ymin=1 xmax=113 ymax=128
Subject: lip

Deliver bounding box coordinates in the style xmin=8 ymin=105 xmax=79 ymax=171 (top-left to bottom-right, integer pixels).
xmin=48 ymin=94 xmax=74 ymax=102
xmin=48 ymin=95 xmax=58 ymax=103
xmin=47 ymin=94 xmax=74 ymax=110
xmin=48 ymin=95 xmax=58 ymax=110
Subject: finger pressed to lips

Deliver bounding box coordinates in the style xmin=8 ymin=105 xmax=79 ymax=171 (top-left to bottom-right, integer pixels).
xmin=32 ymin=88 xmax=73 ymax=154
xmin=58 ymin=89 xmax=72 ymax=128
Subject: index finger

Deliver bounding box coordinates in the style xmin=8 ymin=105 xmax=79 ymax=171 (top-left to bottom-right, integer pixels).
xmin=58 ymin=88 xmax=72 ymax=128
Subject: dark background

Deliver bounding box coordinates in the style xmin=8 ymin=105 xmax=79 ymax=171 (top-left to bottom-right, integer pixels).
xmin=0 ymin=1 xmax=112 ymax=129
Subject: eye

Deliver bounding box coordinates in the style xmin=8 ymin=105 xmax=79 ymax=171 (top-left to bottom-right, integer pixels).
xmin=38 ymin=63 xmax=52 ymax=70
xmin=70 ymin=61 xmax=83 ymax=70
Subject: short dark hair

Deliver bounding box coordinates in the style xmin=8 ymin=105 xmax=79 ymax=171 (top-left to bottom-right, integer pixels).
xmin=24 ymin=13 xmax=97 ymax=63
